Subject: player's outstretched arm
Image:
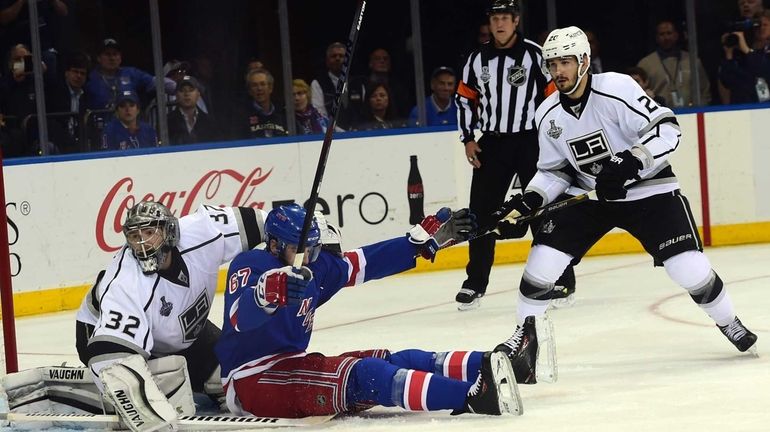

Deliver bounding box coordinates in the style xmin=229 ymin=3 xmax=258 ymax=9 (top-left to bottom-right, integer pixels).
xmin=408 ymin=207 xmax=477 ymax=261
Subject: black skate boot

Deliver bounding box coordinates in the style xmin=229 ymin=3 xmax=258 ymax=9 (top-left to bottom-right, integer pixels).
xmin=550 ymin=266 xmax=576 ymax=309
xmin=455 ymin=351 xmax=523 ymax=416
xmin=455 ymin=286 xmax=484 ymax=311
xmin=718 ymin=317 xmax=758 ymax=354
xmin=495 ymin=316 xmax=538 ymax=384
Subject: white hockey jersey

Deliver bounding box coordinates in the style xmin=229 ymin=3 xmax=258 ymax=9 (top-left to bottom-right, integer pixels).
xmin=527 ymin=72 xmax=683 ymax=204
xmin=76 ymin=205 xmax=266 ymax=363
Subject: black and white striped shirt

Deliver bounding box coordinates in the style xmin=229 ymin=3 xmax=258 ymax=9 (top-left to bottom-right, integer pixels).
xmin=456 ymin=33 xmax=551 ymax=143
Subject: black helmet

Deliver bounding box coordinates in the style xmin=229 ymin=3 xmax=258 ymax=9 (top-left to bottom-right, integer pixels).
xmin=487 ymin=0 xmax=520 ymax=15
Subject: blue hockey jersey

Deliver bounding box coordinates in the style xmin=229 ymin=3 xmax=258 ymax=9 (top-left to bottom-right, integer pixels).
xmin=215 ymin=236 xmax=419 ymax=383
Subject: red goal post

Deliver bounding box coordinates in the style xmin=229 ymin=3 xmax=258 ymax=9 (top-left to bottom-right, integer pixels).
xmin=0 ymin=149 xmax=19 ymax=374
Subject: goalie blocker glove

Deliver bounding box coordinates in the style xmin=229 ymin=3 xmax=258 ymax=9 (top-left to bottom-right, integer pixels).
xmin=594 ymin=150 xmax=642 ymax=201
xmin=408 ymin=208 xmax=477 ymax=261
xmin=255 ymin=266 xmax=312 ymax=313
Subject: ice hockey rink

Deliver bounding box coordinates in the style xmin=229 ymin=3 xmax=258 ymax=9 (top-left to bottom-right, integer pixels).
xmin=4 ymin=243 xmax=769 ymax=432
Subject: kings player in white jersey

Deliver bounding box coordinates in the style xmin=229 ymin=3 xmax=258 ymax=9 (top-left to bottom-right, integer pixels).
xmin=73 ymin=201 xmax=266 ymax=430
xmin=489 ymin=26 xmax=757 ymax=385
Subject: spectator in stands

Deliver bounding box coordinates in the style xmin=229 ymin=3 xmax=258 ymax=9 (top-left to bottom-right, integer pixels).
xmin=1 ymin=43 xmax=58 ymax=155
xmin=85 ymin=38 xmax=175 ymax=112
xmin=478 ymin=23 xmax=491 ymax=45
xmin=167 ymin=75 xmax=219 ymax=145
xmin=408 ymin=66 xmax=457 ymax=126
xmin=101 ymin=90 xmax=158 ymax=150
xmin=352 ymin=48 xmax=411 ymax=119
xmin=310 ymin=41 xmax=365 ymax=130
xmin=719 ymin=10 xmax=770 ymax=104
xmin=293 ymin=79 xmax=328 ymax=135
xmin=717 ymin=0 xmax=765 ymax=104
xmin=246 ymin=58 xmax=265 ymax=74
xmin=236 ymin=68 xmax=287 ymax=138
xmin=46 ymin=52 xmax=90 ymax=153
xmin=625 ymin=66 xmax=667 ymax=106
xmin=356 ymin=82 xmax=401 ymax=130
xmin=585 ymin=30 xmax=613 ymax=73
xmin=637 ymin=20 xmax=712 ymax=107
xmin=0 ymin=0 xmax=68 ymax=75
xmin=162 ymin=59 xmax=209 ymax=114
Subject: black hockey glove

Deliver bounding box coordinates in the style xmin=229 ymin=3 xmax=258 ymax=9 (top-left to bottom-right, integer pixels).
xmin=408 ymin=207 xmax=477 ymax=261
xmin=594 ymin=150 xmax=642 ymax=201
xmin=491 ymin=192 xmax=543 ymax=239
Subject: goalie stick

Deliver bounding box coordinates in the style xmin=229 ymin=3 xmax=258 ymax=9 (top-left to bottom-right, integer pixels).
xmin=0 ymin=412 xmax=335 ymax=430
xmin=295 ymin=0 xmax=367 ymax=268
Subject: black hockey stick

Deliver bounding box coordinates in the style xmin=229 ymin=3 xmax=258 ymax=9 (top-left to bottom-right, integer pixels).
xmin=468 ymin=190 xmax=598 ymax=241
xmin=294 ymin=0 xmax=367 ymax=268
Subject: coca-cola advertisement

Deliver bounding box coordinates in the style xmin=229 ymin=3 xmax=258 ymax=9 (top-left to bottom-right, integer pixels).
xmin=3 ymin=133 xmax=463 ymax=300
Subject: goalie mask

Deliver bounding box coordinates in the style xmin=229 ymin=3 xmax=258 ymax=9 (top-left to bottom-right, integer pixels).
xmin=265 ymin=204 xmax=321 ymax=264
xmin=123 ymin=201 xmax=180 ymax=274
xmin=541 ymin=26 xmax=591 ymax=95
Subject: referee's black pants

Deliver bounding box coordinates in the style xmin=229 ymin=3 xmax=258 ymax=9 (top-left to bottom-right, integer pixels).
xmin=464 ymin=130 xmax=539 ymax=292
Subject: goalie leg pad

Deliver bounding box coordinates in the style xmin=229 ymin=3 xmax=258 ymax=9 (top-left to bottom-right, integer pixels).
xmin=147 ymin=356 xmax=195 ymax=416
xmin=100 ymin=354 xmax=179 ymax=432
xmin=2 ymin=366 xmax=105 ymax=415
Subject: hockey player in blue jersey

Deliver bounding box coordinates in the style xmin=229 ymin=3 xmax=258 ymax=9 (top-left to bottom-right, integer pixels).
xmin=216 ymin=203 xmax=524 ymax=418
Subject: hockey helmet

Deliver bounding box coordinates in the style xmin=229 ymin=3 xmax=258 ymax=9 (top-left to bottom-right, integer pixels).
xmin=541 ymin=26 xmax=591 ymax=94
xmin=487 ymin=0 xmax=520 ymax=15
xmin=265 ymin=204 xmax=322 ymax=263
xmin=122 ymin=201 xmax=179 ymax=274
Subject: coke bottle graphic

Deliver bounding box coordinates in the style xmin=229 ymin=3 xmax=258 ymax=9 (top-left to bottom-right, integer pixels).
xmin=408 ymin=155 xmax=425 ymax=224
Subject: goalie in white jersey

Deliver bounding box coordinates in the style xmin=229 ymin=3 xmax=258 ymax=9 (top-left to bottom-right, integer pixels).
xmin=491 ymin=26 xmax=757 ymax=384
xmin=70 ymin=201 xmax=265 ymax=430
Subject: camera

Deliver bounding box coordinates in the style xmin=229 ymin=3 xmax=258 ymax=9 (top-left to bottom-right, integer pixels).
xmin=724 ymin=18 xmax=760 ymax=47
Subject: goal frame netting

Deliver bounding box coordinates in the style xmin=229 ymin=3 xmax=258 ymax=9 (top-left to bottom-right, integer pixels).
xmin=0 ymin=148 xmax=19 ymax=374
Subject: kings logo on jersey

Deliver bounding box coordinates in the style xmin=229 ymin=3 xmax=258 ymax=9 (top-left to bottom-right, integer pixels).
xmin=179 ymin=292 xmax=210 ymax=342
xmin=566 ymin=130 xmax=612 ymax=177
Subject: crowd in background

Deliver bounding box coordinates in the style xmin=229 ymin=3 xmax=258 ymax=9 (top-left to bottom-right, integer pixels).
xmin=1 ymin=0 xmax=770 ymax=158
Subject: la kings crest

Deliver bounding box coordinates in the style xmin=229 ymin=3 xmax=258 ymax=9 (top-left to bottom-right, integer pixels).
xmin=566 ymin=129 xmax=613 ymax=176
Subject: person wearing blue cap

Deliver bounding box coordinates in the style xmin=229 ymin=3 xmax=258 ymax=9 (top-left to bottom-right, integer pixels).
xmin=101 ymin=90 xmax=158 ymax=150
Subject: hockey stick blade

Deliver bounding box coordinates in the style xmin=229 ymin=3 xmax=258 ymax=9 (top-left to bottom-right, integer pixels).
xmin=0 ymin=412 xmax=335 ymax=430
xmin=469 ymin=190 xmax=597 ymax=241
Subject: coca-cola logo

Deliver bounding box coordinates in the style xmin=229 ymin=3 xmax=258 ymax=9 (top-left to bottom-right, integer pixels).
xmin=96 ymin=167 xmax=272 ymax=252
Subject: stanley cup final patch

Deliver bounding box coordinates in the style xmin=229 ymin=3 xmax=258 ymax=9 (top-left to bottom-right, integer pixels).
xmin=507 ymin=65 xmax=527 ymax=87
xmin=480 ymin=66 xmax=491 ymax=83
xmin=546 ymin=120 xmax=562 ymax=139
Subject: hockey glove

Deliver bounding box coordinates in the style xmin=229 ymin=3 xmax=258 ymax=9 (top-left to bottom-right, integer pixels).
xmin=408 ymin=207 xmax=477 ymax=261
xmin=594 ymin=150 xmax=642 ymax=201
xmin=315 ymin=211 xmax=343 ymax=256
xmin=490 ymin=191 xmax=543 ymax=239
xmin=254 ymin=266 xmax=313 ymax=313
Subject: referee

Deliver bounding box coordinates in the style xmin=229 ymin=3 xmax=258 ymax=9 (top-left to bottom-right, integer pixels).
xmin=454 ymin=0 xmax=574 ymax=310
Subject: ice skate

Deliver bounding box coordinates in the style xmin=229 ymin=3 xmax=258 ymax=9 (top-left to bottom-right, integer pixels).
xmin=460 ymin=351 xmax=523 ymax=416
xmin=455 ymin=288 xmax=484 ymax=311
xmin=718 ymin=316 xmax=758 ymax=355
xmin=495 ymin=315 xmax=557 ymax=384
xmin=549 ymin=284 xmax=576 ymax=309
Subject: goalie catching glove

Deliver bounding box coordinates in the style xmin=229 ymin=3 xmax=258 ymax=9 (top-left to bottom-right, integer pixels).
xmin=255 ymin=265 xmax=313 ymax=313
xmin=408 ymin=207 xmax=477 ymax=261
xmin=492 ymin=191 xmax=543 ymax=239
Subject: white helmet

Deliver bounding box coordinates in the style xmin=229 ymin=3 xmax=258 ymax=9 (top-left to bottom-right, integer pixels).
xmin=541 ymin=26 xmax=591 ymax=95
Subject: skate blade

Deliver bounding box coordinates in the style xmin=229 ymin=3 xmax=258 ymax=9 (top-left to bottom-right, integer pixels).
xmin=549 ymin=294 xmax=576 ymax=309
xmin=747 ymin=344 xmax=759 ymax=357
xmin=490 ymin=351 xmax=524 ymax=416
xmin=457 ymin=298 xmax=481 ymax=311
xmin=535 ymin=315 xmax=558 ymax=383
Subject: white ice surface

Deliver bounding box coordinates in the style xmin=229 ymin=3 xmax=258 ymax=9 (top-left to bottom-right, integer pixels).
xmin=3 ymin=244 xmax=769 ymax=431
